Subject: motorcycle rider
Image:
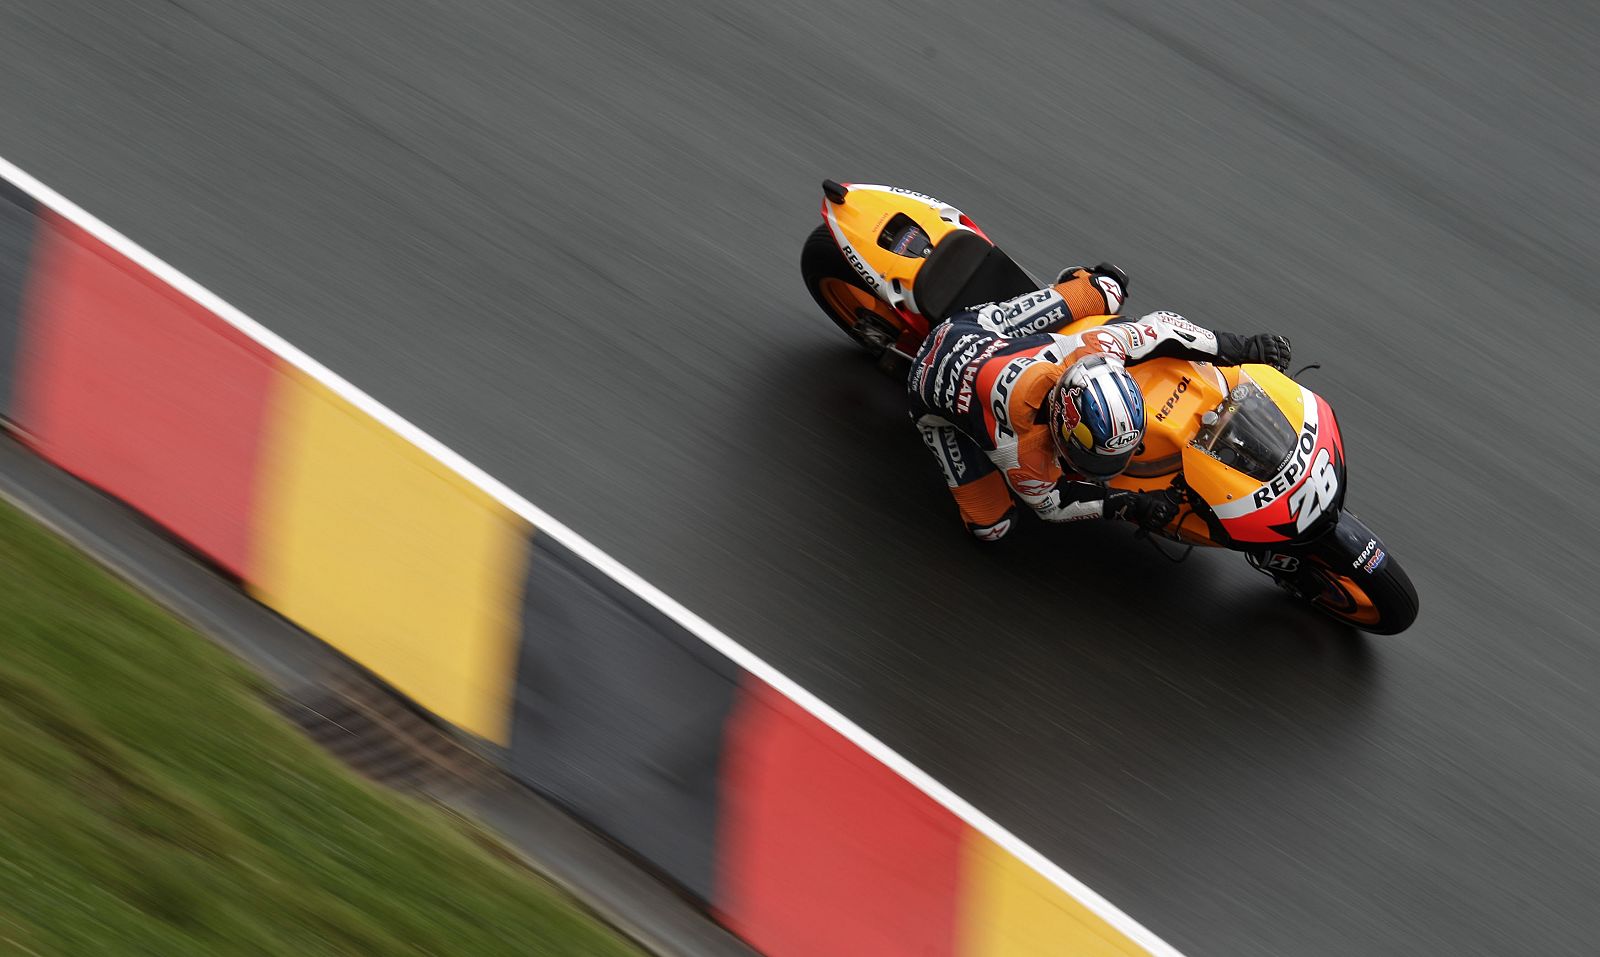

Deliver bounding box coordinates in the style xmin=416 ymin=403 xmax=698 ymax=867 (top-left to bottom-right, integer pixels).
xmin=910 ymin=264 xmax=1292 ymax=541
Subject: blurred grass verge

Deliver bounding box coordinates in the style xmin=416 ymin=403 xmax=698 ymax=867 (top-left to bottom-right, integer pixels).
xmin=0 ymin=497 xmax=643 ymax=957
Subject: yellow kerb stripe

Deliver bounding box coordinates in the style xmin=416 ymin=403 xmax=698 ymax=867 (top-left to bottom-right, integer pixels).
xmin=959 ymin=830 xmax=1152 ymax=956
xmin=250 ymin=370 xmax=529 ymax=743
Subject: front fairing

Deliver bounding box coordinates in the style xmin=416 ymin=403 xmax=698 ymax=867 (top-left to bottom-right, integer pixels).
xmin=1182 ymin=367 xmax=1347 ymax=546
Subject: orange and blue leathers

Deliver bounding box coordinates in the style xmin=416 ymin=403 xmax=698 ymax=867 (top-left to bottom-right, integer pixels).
xmin=908 ymin=270 xmax=1231 ymax=540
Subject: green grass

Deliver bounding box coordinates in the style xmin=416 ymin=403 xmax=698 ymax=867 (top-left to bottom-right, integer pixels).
xmin=0 ymin=498 xmax=644 ymax=957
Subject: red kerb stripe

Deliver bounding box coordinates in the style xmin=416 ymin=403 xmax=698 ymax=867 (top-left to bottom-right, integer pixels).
xmin=714 ymin=677 xmax=962 ymax=957
xmin=13 ymin=211 xmax=278 ymax=577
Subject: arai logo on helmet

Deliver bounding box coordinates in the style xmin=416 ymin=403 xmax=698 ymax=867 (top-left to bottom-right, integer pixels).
xmin=1104 ymin=431 xmax=1140 ymax=452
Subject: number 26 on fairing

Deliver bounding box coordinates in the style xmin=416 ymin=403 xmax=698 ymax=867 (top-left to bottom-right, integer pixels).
xmin=1289 ymin=449 xmax=1339 ymax=532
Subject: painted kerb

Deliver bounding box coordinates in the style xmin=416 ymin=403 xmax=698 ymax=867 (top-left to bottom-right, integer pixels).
xmin=0 ymin=154 xmax=1184 ymax=957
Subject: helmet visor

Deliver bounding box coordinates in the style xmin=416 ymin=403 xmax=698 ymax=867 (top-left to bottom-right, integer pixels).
xmin=1062 ymin=438 xmax=1136 ymax=481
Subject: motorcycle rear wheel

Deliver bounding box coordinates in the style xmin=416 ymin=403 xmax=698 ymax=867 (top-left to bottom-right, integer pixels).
xmin=801 ymin=224 xmax=906 ymax=358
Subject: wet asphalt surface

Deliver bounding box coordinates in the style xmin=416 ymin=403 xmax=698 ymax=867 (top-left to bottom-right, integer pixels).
xmin=4 ymin=1 xmax=1600 ymax=953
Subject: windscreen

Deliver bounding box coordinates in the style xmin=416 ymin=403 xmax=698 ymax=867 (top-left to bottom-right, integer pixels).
xmin=1193 ymin=375 xmax=1299 ymax=481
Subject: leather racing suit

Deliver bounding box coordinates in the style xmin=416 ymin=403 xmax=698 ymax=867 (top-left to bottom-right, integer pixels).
xmin=908 ymin=269 xmax=1239 ymax=541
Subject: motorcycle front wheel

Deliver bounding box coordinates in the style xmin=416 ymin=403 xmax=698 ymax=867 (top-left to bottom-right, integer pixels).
xmin=1271 ymin=511 xmax=1420 ymax=635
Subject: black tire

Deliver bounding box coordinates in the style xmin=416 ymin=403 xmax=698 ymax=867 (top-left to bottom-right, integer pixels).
xmin=800 ymin=223 xmax=902 ymax=357
xmin=1275 ymin=511 xmax=1420 ymax=635
xmin=1300 ymin=550 xmax=1418 ymax=635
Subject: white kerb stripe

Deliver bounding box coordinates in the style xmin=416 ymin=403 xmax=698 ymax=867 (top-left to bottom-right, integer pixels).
xmin=0 ymin=153 xmax=1188 ymax=957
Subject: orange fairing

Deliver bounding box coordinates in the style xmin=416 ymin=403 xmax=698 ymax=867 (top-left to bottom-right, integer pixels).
xmin=1099 ymin=360 xmax=1347 ymax=547
xmin=1189 ymin=367 xmax=1347 ymax=545
xmin=1124 ymin=360 xmax=1229 ymax=481
xmin=820 ymin=184 xmax=973 ymax=319
xmin=1107 ymin=360 xmax=1233 ymax=544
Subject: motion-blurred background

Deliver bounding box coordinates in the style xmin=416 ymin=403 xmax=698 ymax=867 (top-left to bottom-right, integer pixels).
xmin=3 ymin=1 xmax=1598 ymax=954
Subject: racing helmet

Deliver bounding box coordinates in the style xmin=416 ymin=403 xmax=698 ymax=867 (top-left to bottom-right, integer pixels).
xmin=1046 ymin=355 xmax=1146 ymax=481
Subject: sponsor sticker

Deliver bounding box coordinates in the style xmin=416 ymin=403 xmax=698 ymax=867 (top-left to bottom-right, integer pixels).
xmin=1009 ymin=304 xmax=1066 ymax=336
xmin=888 ymin=186 xmax=943 ymax=204
xmin=940 ymin=429 xmax=966 ymax=479
xmin=1094 ymin=275 xmax=1125 ymax=311
xmin=911 ymin=324 xmax=952 ymax=391
xmin=1287 ymin=448 xmax=1339 ymax=533
xmin=1054 ymin=385 xmax=1081 ymax=432
xmin=980 ymin=291 xmax=1058 ymax=332
xmin=1156 ymin=376 xmax=1191 ymax=422
xmin=1084 ymin=329 xmax=1127 ymax=359
xmin=1012 ymin=477 xmax=1056 ymax=496
xmin=954 ymin=340 xmax=1008 ymax=413
xmin=973 ymin=517 xmax=1011 ymax=541
xmin=1251 ymin=419 xmax=1321 ymax=509
xmin=931 ymin=333 xmax=982 ymax=403
xmin=1147 ymin=310 xmax=1216 ymax=344
xmin=991 ymin=360 xmax=1026 ymax=438
xmin=840 ymin=240 xmax=881 ymax=292
xmin=1104 ymin=430 xmax=1140 ymax=452
xmin=1264 ymin=553 xmax=1300 ymax=573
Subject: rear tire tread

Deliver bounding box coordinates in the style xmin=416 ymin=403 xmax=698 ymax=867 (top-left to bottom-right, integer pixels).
xmin=801 ymin=223 xmax=898 ymax=356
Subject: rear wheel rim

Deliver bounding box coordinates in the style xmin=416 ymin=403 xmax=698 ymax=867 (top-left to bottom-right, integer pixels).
xmin=819 ymin=278 xmax=881 ymax=325
xmin=818 ymin=277 xmax=902 ymax=349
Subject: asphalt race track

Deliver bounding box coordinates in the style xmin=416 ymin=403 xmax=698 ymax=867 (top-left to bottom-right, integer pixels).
xmin=5 ymin=2 xmax=1599 ymax=953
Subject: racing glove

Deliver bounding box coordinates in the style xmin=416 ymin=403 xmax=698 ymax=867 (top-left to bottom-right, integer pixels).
xmin=1214 ymin=331 xmax=1292 ymax=372
xmin=967 ymin=507 xmax=1018 ymax=543
xmin=1055 ymin=262 xmax=1129 ymax=314
xmin=1103 ymin=489 xmax=1178 ymax=531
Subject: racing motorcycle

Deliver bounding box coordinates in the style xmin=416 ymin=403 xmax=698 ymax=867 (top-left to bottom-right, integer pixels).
xmin=801 ymin=180 xmax=1419 ymax=635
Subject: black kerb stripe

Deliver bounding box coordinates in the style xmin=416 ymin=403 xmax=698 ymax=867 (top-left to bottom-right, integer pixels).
xmin=506 ymin=533 xmax=742 ymax=904
xmin=0 ymin=177 xmax=41 ymax=419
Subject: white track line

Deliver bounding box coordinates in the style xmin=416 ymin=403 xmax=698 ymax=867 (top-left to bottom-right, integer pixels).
xmin=0 ymin=153 xmax=1187 ymax=956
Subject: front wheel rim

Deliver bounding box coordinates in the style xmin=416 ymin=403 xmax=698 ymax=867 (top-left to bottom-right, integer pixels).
xmin=1308 ymin=567 xmax=1382 ymax=626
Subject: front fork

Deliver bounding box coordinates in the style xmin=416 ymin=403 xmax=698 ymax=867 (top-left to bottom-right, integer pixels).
xmin=1245 ymin=509 xmax=1388 ymax=597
